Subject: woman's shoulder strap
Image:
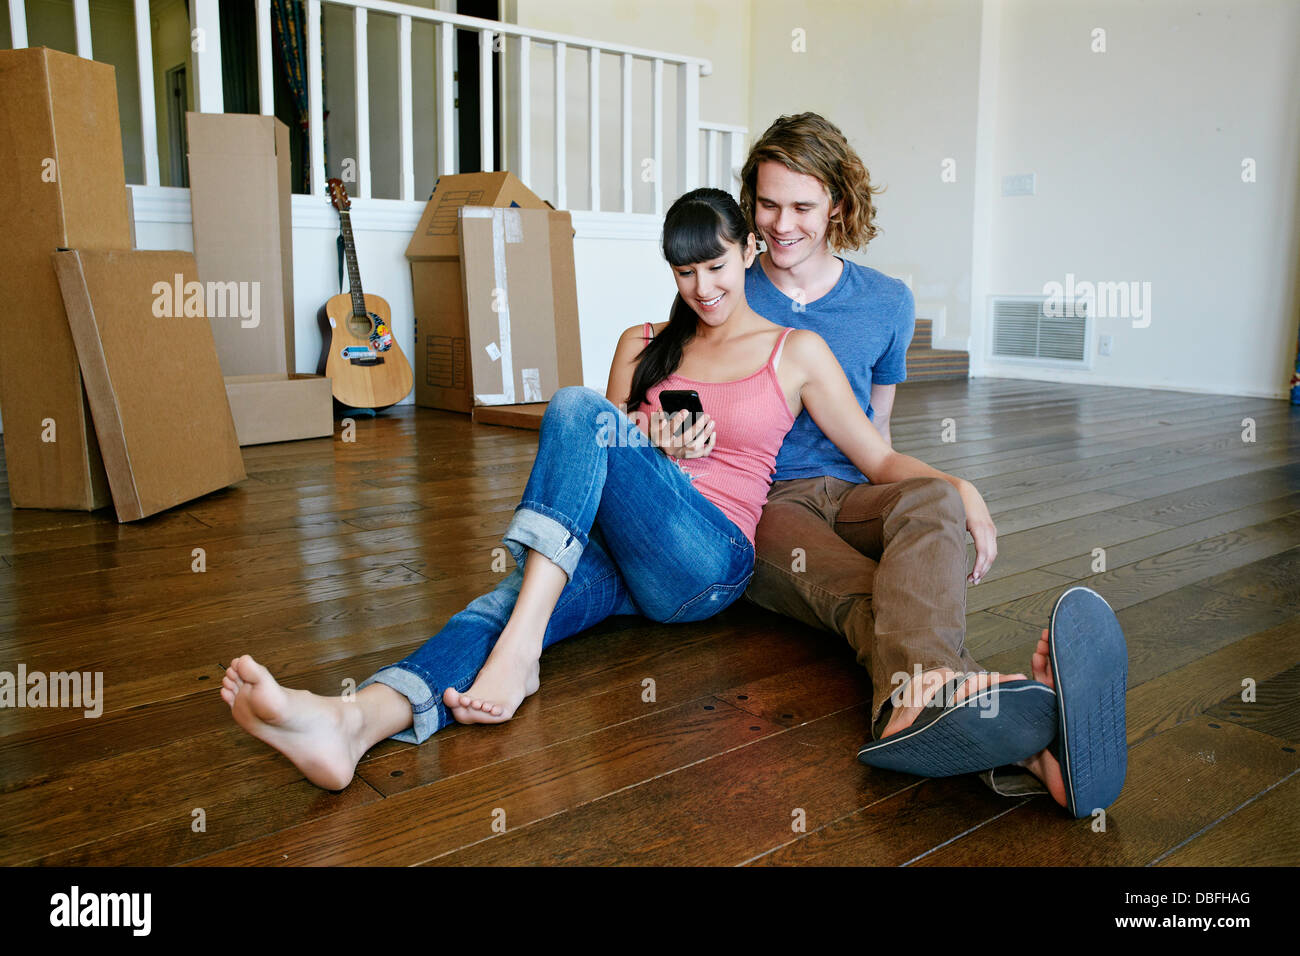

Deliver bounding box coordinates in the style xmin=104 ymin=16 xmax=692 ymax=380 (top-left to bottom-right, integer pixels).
xmin=770 ymin=326 xmax=796 ymax=372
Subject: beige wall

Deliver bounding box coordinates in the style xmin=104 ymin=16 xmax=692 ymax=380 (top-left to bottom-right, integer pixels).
xmin=976 ymin=0 xmax=1300 ymax=396
xmin=747 ymin=0 xmax=1300 ymax=397
xmin=748 ymin=0 xmax=982 ymax=352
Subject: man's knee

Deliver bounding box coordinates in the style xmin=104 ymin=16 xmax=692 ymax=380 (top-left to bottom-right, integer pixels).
xmin=894 ymin=476 xmax=964 ymax=523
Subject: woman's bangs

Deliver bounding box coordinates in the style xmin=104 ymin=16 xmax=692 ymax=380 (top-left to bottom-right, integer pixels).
xmin=663 ymin=206 xmax=729 ymax=267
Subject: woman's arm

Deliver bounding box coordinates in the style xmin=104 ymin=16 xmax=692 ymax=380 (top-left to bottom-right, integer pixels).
xmin=785 ymin=330 xmax=998 ymax=583
xmin=604 ymin=324 xmax=647 ymax=408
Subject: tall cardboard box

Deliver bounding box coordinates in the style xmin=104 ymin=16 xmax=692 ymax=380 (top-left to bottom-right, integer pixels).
xmin=52 ymin=250 xmax=247 ymax=522
xmin=186 ymin=112 xmax=296 ymax=375
xmin=405 ymin=171 xmax=552 ymax=411
xmin=187 ymin=112 xmax=334 ymax=445
xmin=458 ymin=206 xmax=583 ymax=407
xmin=0 ymin=47 xmax=128 ymax=510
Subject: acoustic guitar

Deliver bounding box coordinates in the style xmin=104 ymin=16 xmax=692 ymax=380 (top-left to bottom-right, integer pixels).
xmin=323 ymin=178 xmax=414 ymax=409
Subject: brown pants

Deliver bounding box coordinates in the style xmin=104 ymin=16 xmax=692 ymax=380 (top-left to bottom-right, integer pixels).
xmin=746 ymin=475 xmax=983 ymax=736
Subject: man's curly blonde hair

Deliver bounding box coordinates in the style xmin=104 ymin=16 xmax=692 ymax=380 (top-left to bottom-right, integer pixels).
xmin=739 ymin=112 xmax=884 ymax=252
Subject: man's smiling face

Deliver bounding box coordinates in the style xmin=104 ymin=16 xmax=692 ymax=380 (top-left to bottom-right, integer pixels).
xmin=752 ymin=160 xmax=841 ymax=269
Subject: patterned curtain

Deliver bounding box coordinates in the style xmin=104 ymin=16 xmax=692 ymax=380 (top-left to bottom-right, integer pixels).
xmin=271 ymin=0 xmax=328 ymax=194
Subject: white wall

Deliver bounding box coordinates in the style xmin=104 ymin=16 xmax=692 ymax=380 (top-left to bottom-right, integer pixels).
xmin=747 ymin=0 xmax=1300 ymax=398
xmin=973 ymin=0 xmax=1300 ymax=398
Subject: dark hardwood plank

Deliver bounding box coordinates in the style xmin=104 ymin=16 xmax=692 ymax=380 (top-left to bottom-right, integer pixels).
xmin=909 ymin=717 xmax=1299 ymax=865
xmin=1155 ymin=772 xmax=1300 ymax=867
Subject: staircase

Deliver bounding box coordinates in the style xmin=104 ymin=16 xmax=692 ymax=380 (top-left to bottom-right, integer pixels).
xmin=904 ymin=318 xmax=969 ymax=382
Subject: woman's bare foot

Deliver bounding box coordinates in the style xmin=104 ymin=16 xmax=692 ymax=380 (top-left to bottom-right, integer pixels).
xmin=442 ymin=635 xmax=541 ymax=725
xmin=221 ymin=654 xmax=368 ymax=791
xmin=879 ymin=666 xmax=1027 ymax=738
xmin=1015 ymin=629 xmax=1068 ymax=808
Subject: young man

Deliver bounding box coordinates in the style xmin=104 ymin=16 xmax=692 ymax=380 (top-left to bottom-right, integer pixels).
xmin=735 ymin=113 xmax=1128 ymax=816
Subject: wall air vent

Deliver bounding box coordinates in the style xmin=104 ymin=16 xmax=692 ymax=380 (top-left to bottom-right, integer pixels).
xmin=988 ymin=295 xmax=1089 ymax=366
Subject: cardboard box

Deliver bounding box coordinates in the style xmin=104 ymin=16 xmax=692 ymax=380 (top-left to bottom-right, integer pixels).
xmin=472 ymin=403 xmax=547 ymax=430
xmin=404 ymin=171 xmax=552 ymax=412
xmin=52 ymin=249 xmax=247 ymax=522
xmin=0 ymin=47 xmax=129 ymax=510
xmin=225 ymin=374 xmax=334 ymax=446
xmin=186 ymin=112 xmax=296 ymax=376
xmin=458 ymin=207 xmax=583 ymax=406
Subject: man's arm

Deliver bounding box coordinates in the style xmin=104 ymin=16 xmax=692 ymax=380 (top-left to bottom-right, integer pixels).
xmin=787 ymin=330 xmax=997 ymax=583
xmin=869 ymin=383 xmax=896 ymax=446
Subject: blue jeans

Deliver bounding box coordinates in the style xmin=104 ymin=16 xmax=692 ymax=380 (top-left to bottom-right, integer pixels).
xmin=358 ymin=386 xmax=756 ymax=743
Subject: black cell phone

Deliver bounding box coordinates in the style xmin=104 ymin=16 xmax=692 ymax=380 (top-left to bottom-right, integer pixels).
xmin=658 ymin=389 xmax=705 ymax=436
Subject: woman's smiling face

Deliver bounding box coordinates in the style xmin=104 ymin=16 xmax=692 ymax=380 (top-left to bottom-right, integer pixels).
xmin=671 ymin=231 xmax=757 ymax=327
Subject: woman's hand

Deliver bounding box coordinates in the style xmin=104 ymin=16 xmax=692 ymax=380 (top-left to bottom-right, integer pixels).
xmin=650 ymin=410 xmax=716 ymax=459
xmin=957 ymin=479 xmax=997 ymax=584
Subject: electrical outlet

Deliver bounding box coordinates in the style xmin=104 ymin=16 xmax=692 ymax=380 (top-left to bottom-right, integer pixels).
xmin=1099 ymin=334 xmax=1113 ymax=356
xmin=1002 ymin=173 xmax=1035 ymax=196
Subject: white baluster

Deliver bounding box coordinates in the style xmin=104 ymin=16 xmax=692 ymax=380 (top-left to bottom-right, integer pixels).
xmin=677 ymin=61 xmax=700 ymax=193
xmin=133 ymin=0 xmax=158 ymax=186
xmin=398 ymin=14 xmax=414 ymax=199
xmin=707 ymin=128 xmax=719 ymax=189
xmin=306 ymin=0 xmax=325 ymax=196
xmin=620 ymin=53 xmax=632 ymax=214
xmin=192 ymin=0 xmax=223 ymax=114
xmin=436 ymin=21 xmax=455 ymax=176
xmin=354 ymin=6 xmax=370 ymax=198
xmin=7 ymin=0 xmax=27 ymax=48
xmin=651 ymin=58 xmax=663 ymax=216
xmin=256 ymin=0 xmax=273 ymax=115
xmin=479 ymin=28 xmax=495 ymax=172
xmin=554 ymin=40 xmax=566 ymax=209
xmin=728 ymin=129 xmax=746 ymax=198
xmin=518 ymin=36 xmax=531 ymax=188
xmin=73 ymin=0 xmax=91 ymax=59
xmin=588 ymin=46 xmax=599 ymax=211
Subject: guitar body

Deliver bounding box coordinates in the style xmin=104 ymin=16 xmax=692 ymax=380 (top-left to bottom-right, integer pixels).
xmin=324 ymin=291 xmax=414 ymax=409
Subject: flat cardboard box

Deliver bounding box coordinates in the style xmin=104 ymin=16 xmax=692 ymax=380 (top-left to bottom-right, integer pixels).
xmin=472 ymin=402 xmax=547 ymax=430
xmin=0 ymin=47 xmax=128 ymax=510
xmin=225 ymin=374 xmax=334 ymax=446
xmin=186 ymin=112 xmax=296 ymax=376
xmin=405 ymin=171 xmax=552 ymax=411
xmin=458 ymin=207 xmax=583 ymax=406
xmin=52 ymin=249 xmax=246 ymax=522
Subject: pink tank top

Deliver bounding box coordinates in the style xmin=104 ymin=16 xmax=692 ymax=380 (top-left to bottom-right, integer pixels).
xmin=636 ymin=322 xmax=796 ymax=544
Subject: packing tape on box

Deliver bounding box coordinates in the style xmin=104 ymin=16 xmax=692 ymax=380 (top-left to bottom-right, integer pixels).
xmin=522 ymin=367 xmax=542 ymax=402
xmin=503 ymin=208 xmax=523 ymax=243
xmin=472 ymin=207 xmax=514 ymax=404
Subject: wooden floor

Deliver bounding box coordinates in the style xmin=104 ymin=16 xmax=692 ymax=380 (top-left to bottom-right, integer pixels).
xmin=2 ymin=378 xmax=1298 ymax=866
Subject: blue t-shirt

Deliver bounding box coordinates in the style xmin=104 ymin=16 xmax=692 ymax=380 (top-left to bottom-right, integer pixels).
xmin=745 ymin=255 xmax=914 ymax=483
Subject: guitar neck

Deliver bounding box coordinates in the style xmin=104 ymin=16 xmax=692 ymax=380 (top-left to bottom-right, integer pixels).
xmin=339 ymin=210 xmax=366 ymax=316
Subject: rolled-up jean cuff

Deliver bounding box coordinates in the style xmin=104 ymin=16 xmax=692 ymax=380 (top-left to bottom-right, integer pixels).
xmin=358 ymin=664 xmax=444 ymax=744
xmin=503 ymin=504 xmax=586 ymax=581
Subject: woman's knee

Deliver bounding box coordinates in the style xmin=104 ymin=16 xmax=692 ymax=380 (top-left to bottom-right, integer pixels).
xmin=545 ymin=385 xmax=609 ymax=419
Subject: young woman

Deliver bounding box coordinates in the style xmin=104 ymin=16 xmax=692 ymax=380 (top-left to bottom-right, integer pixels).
xmin=220 ymin=187 xmax=1007 ymax=792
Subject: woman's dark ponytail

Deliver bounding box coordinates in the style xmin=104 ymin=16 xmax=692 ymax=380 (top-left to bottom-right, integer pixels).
xmin=626 ymin=187 xmax=752 ymax=412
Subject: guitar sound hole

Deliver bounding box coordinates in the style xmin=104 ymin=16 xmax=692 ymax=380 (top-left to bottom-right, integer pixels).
xmin=347 ymin=314 xmax=372 ymax=337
